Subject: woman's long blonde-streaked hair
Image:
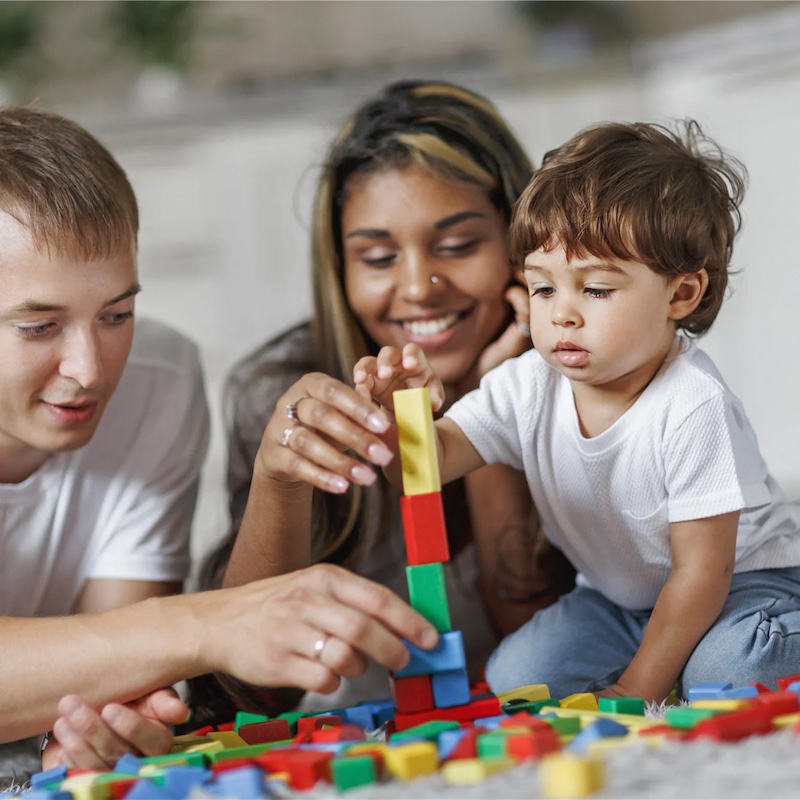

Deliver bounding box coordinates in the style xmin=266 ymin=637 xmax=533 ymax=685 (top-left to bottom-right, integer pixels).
xmin=308 ymin=79 xmax=534 ymax=564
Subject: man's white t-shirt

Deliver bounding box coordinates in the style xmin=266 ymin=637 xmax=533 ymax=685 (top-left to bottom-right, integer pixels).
xmin=0 ymin=317 xmax=210 ymax=617
xmin=446 ymin=337 xmax=800 ymax=610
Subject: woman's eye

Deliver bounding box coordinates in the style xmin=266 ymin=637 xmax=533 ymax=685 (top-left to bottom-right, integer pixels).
xmin=439 ymin=239 xmax=479 ymax=256
xmin=361 ymin=250 xmax=397 ymax=267
xmin=586 ymin=287 xmax=614 ymax=298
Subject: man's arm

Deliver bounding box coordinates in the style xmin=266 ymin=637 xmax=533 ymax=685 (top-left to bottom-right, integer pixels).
xmin=75 ymin=579 xmax=181 ymax=613
xmin=598 ymin=511 xmax=739 ymax=703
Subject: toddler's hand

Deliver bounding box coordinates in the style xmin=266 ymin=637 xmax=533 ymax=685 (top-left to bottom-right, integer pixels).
xmin=353 ymin=344 xmax=445 ymax=413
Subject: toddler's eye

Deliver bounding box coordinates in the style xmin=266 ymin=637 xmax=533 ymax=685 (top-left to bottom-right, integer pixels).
xmin=586 ymin=287 xmax=613 ymax=299
xmin=530 ymin=286 xmax=554 ymax=298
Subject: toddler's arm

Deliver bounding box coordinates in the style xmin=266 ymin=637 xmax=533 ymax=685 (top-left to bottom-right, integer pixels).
xmin=353 ymin=343 xmax=486 ymax=486
xmin=599 ymin=511 xmax=739 ymax=703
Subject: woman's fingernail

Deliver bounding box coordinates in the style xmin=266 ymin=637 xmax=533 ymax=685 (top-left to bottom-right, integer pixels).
xmin=367 ymin=443 xmax=393 ymax=466
xmin=351 ymin=464 xmax=377 ymax=485
xmin=329 ymin=477 xmax=349 ymax=493
xmin=367 ymin=413 xmax=389 ymax=433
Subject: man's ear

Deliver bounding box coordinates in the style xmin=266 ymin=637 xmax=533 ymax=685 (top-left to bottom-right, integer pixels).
xmin=668 ymin=268 xmax=709 ymax=321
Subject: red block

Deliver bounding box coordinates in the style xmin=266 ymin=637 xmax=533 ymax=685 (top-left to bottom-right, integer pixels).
xmin=109 ymin=778 xmax=137 ymax=800
xmin=394 ymin=695 xmax=501 ymax=731
xmin=238 ymin=719 xmax=292 ymax=745
xmin=499 ymin=712 xmax=552 ymax=731
xmin=506 ymin=728 xmax=561 ymax=761
xmin=751 ymin=691 xmax=800 ymax=718
xmin=750 ymin=682 xmax=773 ymax=694
xmin=444 ymin=727 xmax=481 ymax=761
xmin=393 ymin=674 xmax=435 ymax=714
xmin=296 ymin=715 xmax=341 ymax=736
xmin=216 ymin=721 xmax=235 ymax=732
xmin=211 ymin=757 xmax=258 ymax=773
xmin=257 ymin=749 xmax=333 ymax=790
xmin=189 ymin=725 xmax=214 ymax=736
xmin=690 ymin=706 xmax=774 ymax=742
xmin=400 ymin=493 xmax=450 ymax=565
xmin=777 ymin=673 xmax=800 ymax=691
xmin=311 ymin=724 xmax=366 ymax=743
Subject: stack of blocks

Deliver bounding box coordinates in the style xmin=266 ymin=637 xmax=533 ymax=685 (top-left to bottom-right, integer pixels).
xmin=391 ymin=388 xmax=499 ymax=730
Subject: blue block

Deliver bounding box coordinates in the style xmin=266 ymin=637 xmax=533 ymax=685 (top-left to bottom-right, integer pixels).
xmin=432 ymin=668 xmax=471 ymax=708
xmin=214 ymin=766 xmax=270 ymax=799
xmin=687 ymin=681 xmax=733 ymax=701
xmin=719 ymin=686 xmax=759 ymax=699
xmin=438 ymin=728 xmax=468 ymax=760
xmin=25 ymin=792 xmax=72 ymax=800
xmin=787 ymin=680 xmax=800 ymax=695
xmin=297 ymin=742 xmax=352 ymax=754
xmin=394 ymin=631 xmax=466 ymax=678
xmin=164 ymin=765 xmax=211 ymax=797
xmin=115 ymin=753 xmax=144 ymax=775
xmin=338 ymin=705 xmax=375 ymax=730
xmin=568 ymin=718 xmax=628 ymax=753
xmin=472 ymin=714 xmax=505 ymax=730
xmin=125 ymin=779 xmax=179 ymax=800
xmin=30 ymin=765 xmax=68 ymax=788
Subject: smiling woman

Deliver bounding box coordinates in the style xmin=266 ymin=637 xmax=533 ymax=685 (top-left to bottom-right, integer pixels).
xmin=188 ymin=80 xmax=577 ymax=724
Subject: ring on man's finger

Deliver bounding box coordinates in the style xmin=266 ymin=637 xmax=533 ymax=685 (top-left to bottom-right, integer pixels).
xmin=515 ymin=320 xmax=531 ymax=337
xmin=286 ymin=396 xmax=309 ymax=422
xmin=312 ymin=633 xmax=329 ymax=661
xmin=280 ymin=424 xmax=298 ymax=448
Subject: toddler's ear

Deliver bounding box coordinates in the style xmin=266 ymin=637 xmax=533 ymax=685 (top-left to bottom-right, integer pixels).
xmin=668 ymin=268 xmax=709 ymax=321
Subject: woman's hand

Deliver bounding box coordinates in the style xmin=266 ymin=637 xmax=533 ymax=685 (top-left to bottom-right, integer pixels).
xmin=42 ymin=688 xmax=188 ymax=770
xmin=257 ymin=373 xmax=396 ymax=495
xmin=471 ymin=283 xmax=532 ymax=387
xmin=205 ymin=564 xmax=439 ymax=696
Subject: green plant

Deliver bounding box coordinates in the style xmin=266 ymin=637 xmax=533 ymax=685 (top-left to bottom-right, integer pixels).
xmin=109 ymin=1 xmax=200 ymax=71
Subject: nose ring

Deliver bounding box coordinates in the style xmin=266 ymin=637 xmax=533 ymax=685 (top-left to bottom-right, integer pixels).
xmin=430 ymin=274 xmax=440 ymax=284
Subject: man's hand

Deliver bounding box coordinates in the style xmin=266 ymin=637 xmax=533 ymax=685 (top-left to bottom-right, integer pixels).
xmin=42 ymin=688 xmax=189 ymax=770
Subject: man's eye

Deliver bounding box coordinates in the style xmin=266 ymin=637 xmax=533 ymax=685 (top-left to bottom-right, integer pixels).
xmin=17 ymin=323 xmax=54 ymax=338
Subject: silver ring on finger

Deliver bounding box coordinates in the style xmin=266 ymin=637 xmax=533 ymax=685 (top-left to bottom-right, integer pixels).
xmin=312 ymin=633 xmax=329 ymax=661
xmin=280 ymin=424 xmax=298 ymax=448
xmin=286 ymin=396 xmax=309 ymax=422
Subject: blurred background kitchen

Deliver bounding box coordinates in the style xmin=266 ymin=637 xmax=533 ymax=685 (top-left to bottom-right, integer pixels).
xmin=4 ymin=1 xmax=798 ymax=571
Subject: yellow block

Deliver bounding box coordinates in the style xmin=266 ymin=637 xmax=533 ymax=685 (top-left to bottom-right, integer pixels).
xmin=206 ymin=730 xmax=248 ymax=748
xmin=560 ymin=693 xmax=599 ymax=711
xmin=773 ymin=712 xmax=800 ymax=728
xmin=183 ymin=740 xmax=224 ymax=753
xmin=691 ymin=699 xmax=747 ymax=712
xmin=393 ymin=388 xmax=441 ymax=495
xmin=60 ymin=773 xmax=110 ymax=800
xmin=496 ymin=684 xmax=551 ymax=705
xmin=171 ymin=733 xmax=214 ymax=752
xmin=442 ymin=757 xmax=515 ymax=786
xmin=383 ymin=741 xmax=439 ymax=781
xmin=539 ymin=753 xmax=605 ymax=799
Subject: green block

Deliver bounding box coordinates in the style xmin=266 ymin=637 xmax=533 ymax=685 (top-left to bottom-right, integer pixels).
xmin=541 ymin=714 xmax=581 ymax=735
xmin=234 ymin=711 xmax=271 ymax=732
xmin=406 ymin=563 xmax=451 ymax=632
xmin=501 ymin=698 xmax=560 ymax=715
xmin=206 ymin=742 xmax=285 ymax=764
xmin=664 ymin=707 xmax=720 ymax=729
xmin=331 ymin=754 xmax=378 ymax=791
xmin=275 ymin=710 xmax=307 ymax=735
xmin=390 ymin=719 xmax=460 ymax=742
xmin=477 ymin=731 xmax=511 ymax=759
xmin=598 ymin=697 xmax=646 ymax=716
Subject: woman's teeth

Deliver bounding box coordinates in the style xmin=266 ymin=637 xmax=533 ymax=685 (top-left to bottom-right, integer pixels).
xmin=402 ymin=313 xmax=460 ymax=336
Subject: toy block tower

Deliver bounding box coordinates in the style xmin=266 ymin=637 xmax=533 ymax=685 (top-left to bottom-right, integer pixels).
xmin=391 ymin=387 xmax=471 ymax=715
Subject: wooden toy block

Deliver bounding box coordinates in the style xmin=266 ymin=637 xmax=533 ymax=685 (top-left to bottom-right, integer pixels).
xmin=690 ymin=705 xmax=774 ymax=741
xmin=505 ymin=728 xmax=561 ymax=761
xmin=442 ymin=727 xmax=482 ymax=760
xmin=390 ymin=719 xmax=461 ymax=742
xmin=205 ymin=730 xmax=247 ymax=749
xmin=310 ymin=724 xmax=365 ymax=743
xmin=496 ymin=683 xmax=551 ymax=705
xmin=216 ymin=721 xmax=236 ymax=732
xmin=559 ymin=693 xmax=598 ymax=711
xmin=256 ymin=749 xmax=333 ymax=791
xmin=432 ymin=667 xmax=471 ymax=708
xmin=477 ymin=730 xmax=514 ymax=759
xmin=394 ymin=387 xmax=441 ymax=495
xmin=442 ymin=756 xmax=514 ymax=785
xmin=502 ymin=697 xmax=560 ymax=715
xmin=719 ymin=685 xmax=759 ymax=699
xmin=664 ymin=707 xmax=720 ymax=729
xmin=383 ymin=741 xmax=440 ymax=781
xmin=394 ymin=630 xmax=465 ymax=677
xmin=540 ymin=713 xmax=581 ymax=736
xmin=539 ymin=752 xmax=604 ymax=799
xmin=544 ymin=706 xmax=661 ymax=732
xmin=207 ymin=743 xmax=279 ymax=764
xmin=393 ymin=674 xmax=434 ymax=714
xmin=233 ymin=711 xmax=271 ymax=732
xmin=406 ymin=563 xmax=452 ymax=631
xmin=567 ymin=718 xmax=629 ymax=753
xmin=751 ymin=690 xmax=800 ymax=717
xmin=691 ymin=699 xmax=748 ymax=712
xmin=597 ymin=697 xmax=645 ymax=715
xmin=295 ymin=714 xmax=341 ymax=736
xmin=750 ymin=682 xmax=773 ymax=694
xmin=330 ymin=754 xmax=378 ymax=792
xmin=169 ymin=734 xmax=212 ymax=752
xmin=499 ymin=712 xmax=553 ymax=731
xmin=214 ymin=766 xmax=270 ymax=799
xmin=237 ymin=719 xmax=292 ymax=745
xmin=687 ymin=681 xmax=733 ymax=701
xmin=210 ymin=757 xmax=259 ymax=773
xmin=777 ymin=673 xmax=800 ymax=691
xmin=162 ymin=765 xmax=210 ymax=797
xmin=400 ymin=492 xmax=451 ymax=565
xmin=393 ymin=695 xmax=501 ymax=731
xmin=183 ymin=740 xmax=224 ymax=754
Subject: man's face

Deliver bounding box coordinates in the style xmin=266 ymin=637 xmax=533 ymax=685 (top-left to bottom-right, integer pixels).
xmin=0 ymin=211 xmax=138 ymax=482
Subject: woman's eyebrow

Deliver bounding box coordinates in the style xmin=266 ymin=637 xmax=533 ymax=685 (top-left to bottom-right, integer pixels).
xmin=434 ymin=211 xmax=486 ymax=230
xmin=345 ymin=227 xmax=390 ymax=240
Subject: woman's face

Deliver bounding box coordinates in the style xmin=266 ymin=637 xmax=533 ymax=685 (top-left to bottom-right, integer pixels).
xmin=342 ymin=166 xmax=512 ymax=388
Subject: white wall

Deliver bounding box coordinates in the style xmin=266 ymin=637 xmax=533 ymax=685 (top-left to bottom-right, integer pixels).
xmin=100 ymin=5 xmax=800 ymax=567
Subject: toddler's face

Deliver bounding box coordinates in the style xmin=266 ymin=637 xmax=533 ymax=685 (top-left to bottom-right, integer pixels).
xmin=523 ymin=242 xmax=679 ymax=393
